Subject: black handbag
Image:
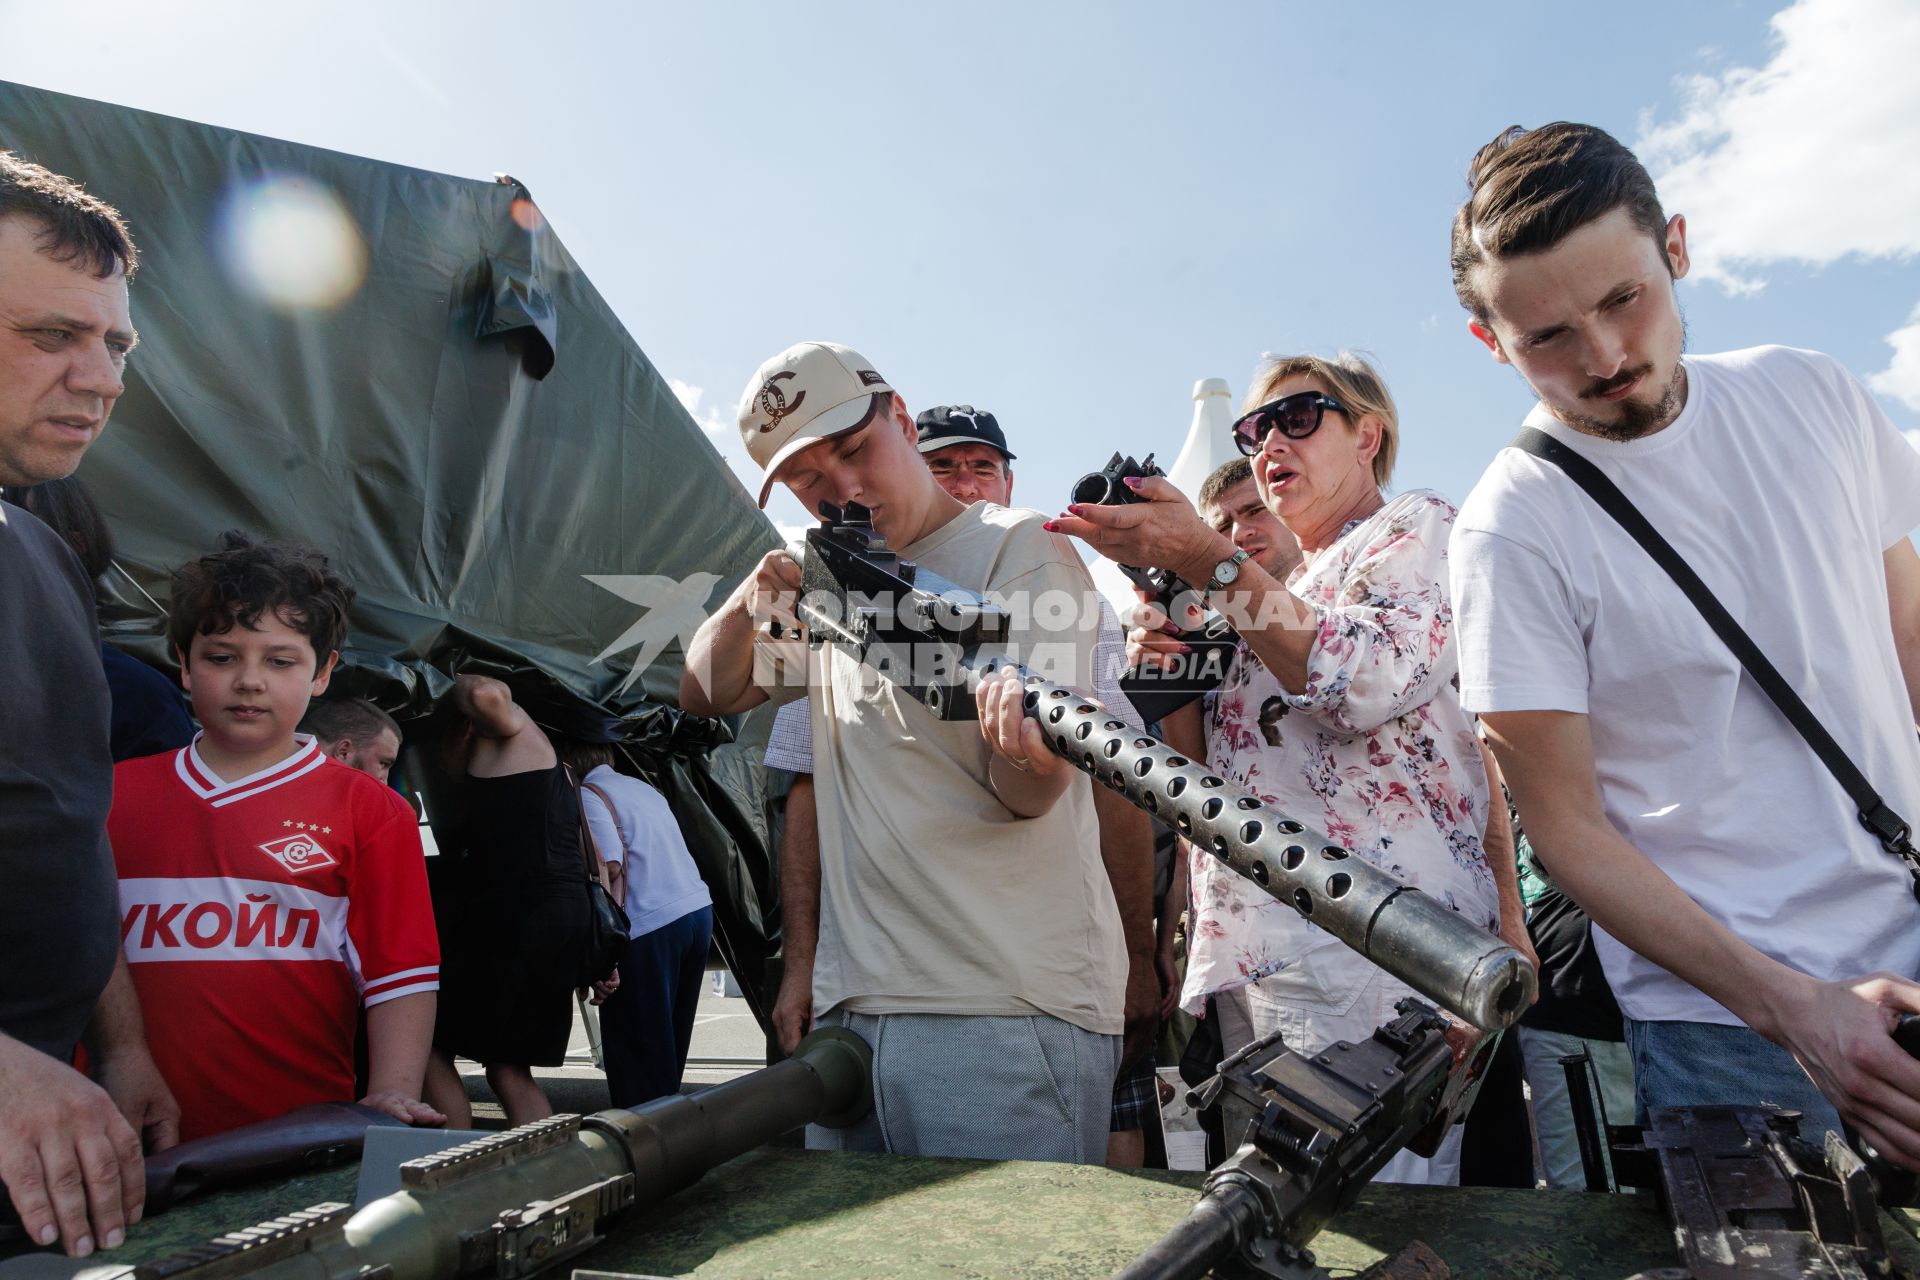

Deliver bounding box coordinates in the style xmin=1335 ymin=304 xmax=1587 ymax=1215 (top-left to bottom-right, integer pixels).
xmin=565 ymin=764 xmax=632 ymax=987
xmin=1513 ymin=426 xmax=1920 ymax=899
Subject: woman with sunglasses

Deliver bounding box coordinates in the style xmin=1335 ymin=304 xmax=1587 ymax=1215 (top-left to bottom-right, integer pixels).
xmin=1050 ymin=351 xmax=1529 ymax=1186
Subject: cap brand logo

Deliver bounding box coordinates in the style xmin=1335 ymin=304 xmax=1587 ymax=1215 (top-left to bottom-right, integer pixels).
xmin=857 ymin=369 xmax=885 ymax=387
xmin=756 ymin=371 xmax=806 ymax=433
xmin=259 ymin=832 xmax=338 ymax=875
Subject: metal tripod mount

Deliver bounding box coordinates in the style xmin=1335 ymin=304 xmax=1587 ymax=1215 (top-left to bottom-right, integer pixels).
xmin=1114 ymin=1002 xmax=1495 ymax=1280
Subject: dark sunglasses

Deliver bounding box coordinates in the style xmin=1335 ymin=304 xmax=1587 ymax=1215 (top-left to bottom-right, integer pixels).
xmin=1231 ymin=391 xmax=1349 ymax=456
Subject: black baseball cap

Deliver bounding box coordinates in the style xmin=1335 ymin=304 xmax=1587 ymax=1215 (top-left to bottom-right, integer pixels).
xmin=915 ymin=404 xmax=1016 ymax=462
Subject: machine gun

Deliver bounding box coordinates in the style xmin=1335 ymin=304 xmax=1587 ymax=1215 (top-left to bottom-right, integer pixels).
xmin=1069 ymin=452 xmax=1239 ymax=723
xmin=1554 ymin=1044 xmax=1914 ymax=1280
xmin=1117 ymin=1002 xmax=1498 ymax=1280
xmin=790 ymin=501 xmax=1531 ymax=1277
xmin=1611 ymin=1106 xmax=1902 ymax=1280
xmin=788 ymin=502 xmax=1534 ymax=1034
xmin=0 ymin=1028 xmax=872 ymax=1280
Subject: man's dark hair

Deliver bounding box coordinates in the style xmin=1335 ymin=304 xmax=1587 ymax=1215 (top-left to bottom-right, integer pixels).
xmin=1197 ymin=458 xmax=1254 ymax=517
xmin=556 ymin=737 xmax=618 ymax=779
xmin=10 ymin=474 xmax=115 ymax=582
xmin=0 ymin=149 xmax=138 ymax=279
xmin=300 ymin=696 xmax=399 ymax=748
xmin=167 ymin=530 xmax=353 ymax=665
xmin=1449 ymin=122 xmax=1669 ymax=324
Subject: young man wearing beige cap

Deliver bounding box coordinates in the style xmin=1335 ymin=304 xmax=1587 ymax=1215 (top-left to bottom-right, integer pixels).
xmin=681 ymin=341 xmax=1126 ymax=1163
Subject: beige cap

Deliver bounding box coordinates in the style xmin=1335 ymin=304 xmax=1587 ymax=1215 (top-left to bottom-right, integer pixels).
xmin=736 ymin=341 xmax=893 ymax=508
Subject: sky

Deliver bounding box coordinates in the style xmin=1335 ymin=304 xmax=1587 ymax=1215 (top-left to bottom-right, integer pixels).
xmin=3 ymin=0 xmax=1917 ymax=543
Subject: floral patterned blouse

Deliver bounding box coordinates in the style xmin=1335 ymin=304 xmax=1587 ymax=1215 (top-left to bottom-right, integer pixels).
xmin=1179 ymin=489 xmax=1500 ymax=1014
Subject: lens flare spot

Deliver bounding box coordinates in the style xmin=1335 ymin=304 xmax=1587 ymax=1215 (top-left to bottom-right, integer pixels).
xmin=510 ymin=197 xmax=545 ymax=232
xmin=217 ymin=175 xmax=367 ymax=310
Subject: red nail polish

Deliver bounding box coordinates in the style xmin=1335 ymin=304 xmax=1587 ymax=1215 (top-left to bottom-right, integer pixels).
xmin=1123 ymin=475 xmax=1142 ymax=488
xmin=1066 ymin=504 xmax=1084 ymax=516
xmin=1042 ymin=521 xmax=1059 ymax=532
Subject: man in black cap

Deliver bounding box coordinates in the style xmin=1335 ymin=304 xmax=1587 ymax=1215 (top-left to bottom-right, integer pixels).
xmin=914 ymin=404 xmax=1018 ymax=506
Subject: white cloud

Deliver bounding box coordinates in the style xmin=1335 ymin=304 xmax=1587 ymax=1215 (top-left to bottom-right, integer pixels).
xmin=1637 ymin=0 xmax=1920 ymax=414
xmin=664 ymin=374 xmax=813 ymax=527
xmin=1636 ymin=0 xmax=1920 ymax=295
xmin=667 ymin=375 xmax=756 ymax=499
xmin=1869 ymin=308 xmax=1920 ymax=413
xmin=668 ymin=377 xmax=729 ymax=436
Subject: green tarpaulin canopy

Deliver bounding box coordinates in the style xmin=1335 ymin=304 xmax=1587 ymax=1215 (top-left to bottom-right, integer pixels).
xmin=1 ymin=79 xmax=786 ymax=1029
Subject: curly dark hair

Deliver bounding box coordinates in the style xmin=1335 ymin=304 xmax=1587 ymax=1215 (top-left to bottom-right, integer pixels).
xmin=167 ymin=530 xmax=353 ymax=665
xmin=0 ymin=149 xmax=138 ymax=279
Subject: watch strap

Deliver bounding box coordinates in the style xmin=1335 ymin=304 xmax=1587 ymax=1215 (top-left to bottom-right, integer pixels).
xmin=1204 ymin=548 xmax=1250 ymax=595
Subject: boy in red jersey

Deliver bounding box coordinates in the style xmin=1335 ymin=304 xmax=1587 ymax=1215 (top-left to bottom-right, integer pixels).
xmin=108 ymin=532 xmax=442 ymax=1141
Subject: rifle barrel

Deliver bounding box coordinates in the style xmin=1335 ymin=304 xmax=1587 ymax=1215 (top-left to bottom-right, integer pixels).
xmin=1112 ymin=1184 xmax=1266 ymax=1280
xmin=0 ymin=1029 xmax=874 ymax=1280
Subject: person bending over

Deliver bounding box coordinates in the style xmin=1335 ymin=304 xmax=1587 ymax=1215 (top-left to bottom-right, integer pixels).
xmin=422 ymin=675 xmax=596 ymax=1128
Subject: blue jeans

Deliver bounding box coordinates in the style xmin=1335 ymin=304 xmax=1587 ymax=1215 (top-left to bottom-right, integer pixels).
xmin=599 ymin=906 xmax=713 ymax=1108
xmin=1518 ymin=1027 xmax=1636 ymax=1190
xmin=1624 ymin=1017 xmax=1844 ymax=1141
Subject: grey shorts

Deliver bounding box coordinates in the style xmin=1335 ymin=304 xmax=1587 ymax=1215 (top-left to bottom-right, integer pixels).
xmin=807 ymin=1008 xmax=1121 ymax=1164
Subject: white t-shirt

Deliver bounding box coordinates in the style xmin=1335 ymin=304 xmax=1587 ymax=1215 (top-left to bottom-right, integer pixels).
xmin=1451 ymin=346 xmax=1920 ymax=1025
xmin=579 ymin=764 xmax=712 ymax=939
xmin=767 ymin=501 xmax=1127 ymax=1035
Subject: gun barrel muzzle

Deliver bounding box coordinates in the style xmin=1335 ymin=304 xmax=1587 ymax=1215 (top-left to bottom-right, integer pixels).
xmin=995 ymin=664 xmax=1535 ymax=1030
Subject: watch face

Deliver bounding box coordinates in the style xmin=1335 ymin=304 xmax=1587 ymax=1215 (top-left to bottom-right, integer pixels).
xmin=1215 ymin=558 xmax=1240 ymax=586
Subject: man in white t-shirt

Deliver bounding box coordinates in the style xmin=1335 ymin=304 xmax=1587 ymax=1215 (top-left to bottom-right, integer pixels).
xmin=681 ymin=341 xmax=1125 ymax=1163
xmin=1446 ymin=122 xmax=1920 ymax=1163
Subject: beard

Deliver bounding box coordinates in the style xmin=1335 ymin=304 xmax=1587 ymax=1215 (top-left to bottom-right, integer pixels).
xmin=1561 ymin=360 xmax=1688 ymax=441
xmin=1556 ymin=306 xmax=1691 ymax=442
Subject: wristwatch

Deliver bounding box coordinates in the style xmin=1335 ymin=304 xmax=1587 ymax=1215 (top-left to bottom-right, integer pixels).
xmin=1203 ymin=548 xmax=1250 ymax=596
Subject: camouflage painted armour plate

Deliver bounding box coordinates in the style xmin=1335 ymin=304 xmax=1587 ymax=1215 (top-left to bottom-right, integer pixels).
xmin=73 ymin=1147 xmax=1920 ymax=1279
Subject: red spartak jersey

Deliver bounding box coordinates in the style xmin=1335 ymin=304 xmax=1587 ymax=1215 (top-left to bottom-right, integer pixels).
xmin=109 ymin=735 xmax=438 ymax=1141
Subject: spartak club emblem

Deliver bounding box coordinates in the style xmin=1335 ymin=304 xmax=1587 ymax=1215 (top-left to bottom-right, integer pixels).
xmin=259 ymin=833 xmax=339 ymax=875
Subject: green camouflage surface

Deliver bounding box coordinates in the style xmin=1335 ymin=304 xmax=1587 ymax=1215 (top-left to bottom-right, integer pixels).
xmin=88 ymin=1148 xmax=1920 ymax=1279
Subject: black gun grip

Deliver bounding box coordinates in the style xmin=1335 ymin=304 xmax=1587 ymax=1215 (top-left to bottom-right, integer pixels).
xmin=1120 ymin=620 xmax=1240 ymax=724
xmin=1892 ymin=1012 xmax=1920 ymax=1058
xmin=1857 ymin=1012 xmax=1920 ymax=1206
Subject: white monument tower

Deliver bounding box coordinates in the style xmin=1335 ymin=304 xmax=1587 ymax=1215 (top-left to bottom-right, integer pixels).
xmin=1166 ymin=377 xmax=1238 ymax=505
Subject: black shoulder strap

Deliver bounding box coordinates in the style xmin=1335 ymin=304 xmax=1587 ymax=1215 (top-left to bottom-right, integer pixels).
xmin=1511 ymin=426 xmax=1920 ymax=893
